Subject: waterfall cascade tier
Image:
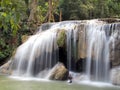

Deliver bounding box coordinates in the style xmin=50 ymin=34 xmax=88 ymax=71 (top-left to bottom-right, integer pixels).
xmin=12 ymin=30 xmax=58 ymax=77
xmin=8 ymin=20 xmax=120 ymax=82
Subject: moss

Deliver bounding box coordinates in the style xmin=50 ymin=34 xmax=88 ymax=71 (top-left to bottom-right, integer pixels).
xmin=21 ymin=35 xmax=30 ymax=43
xmin=57 ymin=29 xmax=66 ymax=47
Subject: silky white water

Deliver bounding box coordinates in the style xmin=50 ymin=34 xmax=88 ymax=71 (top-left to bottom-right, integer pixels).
xmin=85 ymin=21 xmax=119 ymax=82
xmin=10 ymin=20 xmax=119 ymax=83
xmin=12 ymin=21 xmax=81 ymax=78
xmin=86 ymin=22 xmax=110 ymax=82
xmin=12 ymin=29 xmax=58 ymax=77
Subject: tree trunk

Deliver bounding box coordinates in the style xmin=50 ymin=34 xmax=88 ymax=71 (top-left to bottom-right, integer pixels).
xmin=48 ymin=0 xmax=53 ymax=22
xmin=59 ymin=9 xmax=62 ymax=21
xmin=28 ymin=0 xmax=38 ymax=22
xmin=48 ymin=0 xmax=52 ymax=22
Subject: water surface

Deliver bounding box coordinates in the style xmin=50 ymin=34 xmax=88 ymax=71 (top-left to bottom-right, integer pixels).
xmin=0 ymin=75 xmax=120 ymax=90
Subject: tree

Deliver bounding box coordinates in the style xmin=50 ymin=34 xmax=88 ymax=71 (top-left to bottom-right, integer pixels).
xmin=48 ymin=0 xmax=53 ymax=22
xmin=0 ymin=0 xmax=27 ymax=63
xmin=28 ymin=0 xmax=38 ymax=22
xmin=59 ymin=0 xmax=120 ymax=20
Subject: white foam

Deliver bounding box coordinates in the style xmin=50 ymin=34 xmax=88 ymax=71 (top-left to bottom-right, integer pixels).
xmin=79 ymin=80 xmax=113 ymax=87
xmin=9 ymin=76 xmax=50 ymax=82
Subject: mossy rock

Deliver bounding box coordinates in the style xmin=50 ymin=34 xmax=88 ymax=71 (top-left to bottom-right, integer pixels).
xmin=21 ymin=35 xmax=30 ymax=43
xmin=49 ymin=62 xmax=69 ymax=80
xmin=99 ymin=18 xmax=120 ymax=23
xmin=57 ymin=29 xmax=66 ymax=47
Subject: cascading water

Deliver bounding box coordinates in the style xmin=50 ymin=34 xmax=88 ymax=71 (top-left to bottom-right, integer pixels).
xmin=86 ymin=22 xmax=110 ymax=82
xmin=66 ymin=29 xmax=72 ymax=70
xmin=12 ymin=29 xmax=58 ymax=77
xmin=85 ymin=21 xmax=119 ymax=82
xmin=11 ymin=21 xmax=81 ymax=78
xmin=66 ymin=28 xmax=78 ymax=70
xmin=8 ymin=20 xmax=120 ymax=83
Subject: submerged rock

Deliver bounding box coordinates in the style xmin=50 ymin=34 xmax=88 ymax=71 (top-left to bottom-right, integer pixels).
xmin=48 ymin=62 xmax=69 ymax=80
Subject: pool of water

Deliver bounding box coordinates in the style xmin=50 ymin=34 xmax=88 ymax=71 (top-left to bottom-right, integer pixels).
xmin=0 ymin=75 xmax=120 ymax=90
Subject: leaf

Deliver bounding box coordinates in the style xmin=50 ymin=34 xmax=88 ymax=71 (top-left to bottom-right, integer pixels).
xmin=1 ymin=12 xmax=7 ymax=17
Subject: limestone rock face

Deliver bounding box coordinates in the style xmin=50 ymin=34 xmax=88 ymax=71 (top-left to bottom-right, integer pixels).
xmin=48 ymin=62 xmax=69 ymax=80
xmin=77 ymin=24 xmax=86 ymax=59
xmin=111 ymin=66 xmax=120 ymax=85
xmin=0 ymin=60 xmax=12 ymax=75
xmin=99 ymin=18 xmax=120 ymax=23
xmin=110 ymin=27 xmax=120 ymax=67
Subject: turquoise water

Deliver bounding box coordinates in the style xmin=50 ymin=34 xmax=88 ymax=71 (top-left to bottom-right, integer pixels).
xmin=0 ymin=75 xmax=120 ymax=90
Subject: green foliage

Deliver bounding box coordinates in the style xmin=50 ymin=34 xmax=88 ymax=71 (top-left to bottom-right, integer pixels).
xmin=59 ymin=0 xmax=120 ymax=20
xmin=0 ymin=0 xmax=27 ymax=63
xmin=36 ymin=1 xmax=49 ymax=23
xmin=36 ymin=0 xmax=59 ymax=23
xmin=0 ymin=38 xmax=11 ymax=60
xmin=0 ymin=0 xmax=27 ymax=36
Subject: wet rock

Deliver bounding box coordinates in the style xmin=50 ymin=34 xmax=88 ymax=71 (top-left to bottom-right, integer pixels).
xmin=0 ymin=60 xmax=12 ymax=75
xmin=57 ymin=29 xmax=66 ymax=47
xmin=110 ymin=30 xmax=120 ymax=67
xmin=21 ymin=35 xmax=30 ymax=43
xmin=77 ymin=24 xmax=87 ymax=59
xmin=111 ymin=66 xmax=120 ymax=85
xmin=48 ymin=62 xmax=69 ymax=80
xmin=76 ymin=58 xmax=86 ymax=72
xmin=111 ymin=50 xmax=120 ymax=67
xmin=99 ymin=18 xmax=120 ymax=23
xmin=57 ymin=29 xmax=67 ymax=67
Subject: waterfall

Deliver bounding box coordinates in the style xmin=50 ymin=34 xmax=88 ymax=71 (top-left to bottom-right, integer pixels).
xmin=66 ymin=28 xmax=78 ymax=71
xmin=12 ymin=29 xmax=58 ymax=77
xmin=85 ymin=21 xmax=119 ymax=82
xmin=66 ymin=29 xmax=72 ymax=70
xmin=10 ymin=20 xmax=120 ymax=82
xmin=11 ymin=21 xmax=81 ymax=78
xmin=86 ymin=22 xmax=110 ymax=82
